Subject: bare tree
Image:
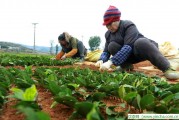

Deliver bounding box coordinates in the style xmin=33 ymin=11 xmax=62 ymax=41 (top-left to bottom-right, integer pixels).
xmin=55 ymin=44 xmax=59 ymax=55
xmin=50 ymin=40 xmax=54 ymax=54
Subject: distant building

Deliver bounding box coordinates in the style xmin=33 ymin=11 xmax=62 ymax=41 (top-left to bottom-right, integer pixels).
xmin=7 ymin=46 xmax=20 ymax=52
xmin=8 ymin=46 xmax=20 ymax=50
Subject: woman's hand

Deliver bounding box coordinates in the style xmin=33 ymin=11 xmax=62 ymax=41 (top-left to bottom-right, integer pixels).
xmin=61 ymin=55 xmax=66 ymax=60
xmin=99 ymin=60 xmax=113 ymax=71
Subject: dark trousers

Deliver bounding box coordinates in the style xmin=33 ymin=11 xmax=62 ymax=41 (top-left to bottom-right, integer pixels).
xmin=73 ymin=41 xmax=87 ymax=59
xmin=63 ymin=41 xmax=87 ymax=59
xmin=108 ymin=38 xmax=170 ymax=72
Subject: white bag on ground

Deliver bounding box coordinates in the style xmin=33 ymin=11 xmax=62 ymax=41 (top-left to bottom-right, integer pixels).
xmin=159 ymin=41 xmax=179 ymax=70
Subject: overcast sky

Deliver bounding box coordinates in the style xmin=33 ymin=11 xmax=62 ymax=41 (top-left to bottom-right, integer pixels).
xmin=0 ymin=0 xmax=179 ymax=49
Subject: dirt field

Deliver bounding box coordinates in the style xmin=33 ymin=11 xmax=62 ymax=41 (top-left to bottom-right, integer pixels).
xmin=0 ymin=60 xmax=178 ymax=120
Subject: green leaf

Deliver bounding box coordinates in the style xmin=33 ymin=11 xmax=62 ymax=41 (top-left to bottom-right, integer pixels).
xmin=169 ymin=107 xmax=179 ymax=113
xmin=98 ymin=85 xmax=114 ymax=93
xmin=16 ymin=78 xmax=32 ymax=89
xmin=10 ymin=87 xmax=24 ymax=100
xmin=119 ymin=103 xmax=126 ymax=108
xmin=92 ymin=92 xmax=106 ymax=101
xmin=20 ymin=71 xmax=34 ymax=84
xmin=23 ymin=85 xmax=38 ymax=101
xmin=154 ymin=105 xmax=168 ymax=113
xmin=123 ymin=92 xmax=137 ymax=103
xmin=67 ymin=83 xmax=80 ymax=90
xmin=15 ymin=71 xmax=35 ymax=89
xmin=118 ymin=85 xmax=126 ymax=99
xmin=15 ymin=101 xmax=40 ymax=110
xmin=11 ymin=85 xmax=37 ymax=101
xmin=122 ymin=73 xmax=130 ymax=80
xmin=136 ymin=94 xmax=141 ymax=109
xmin=36 ymin=111 xmax=51 ymax=120
xmin=130 ymin=94 xmax=141 ymax=110
xmin=47 ymin=74 xmax=57 ymax=81
xmin=161 ymin=94 xmax=174 ymax=105
xmin=174 ymin=92 xmax=179 ymax=100
xmin=58 ymin=87 xmax=72 ymax=97
xmin=18 ymin=106 xmax=37 ymax=120
xmin=45 ymin=69 xmax=53 ymax=75
xmin=54 ymin=95 xmax=77 ymax=107
xmin=140 ymin=94 xmax=155 ymax=110
xmin=135 ymin=80 xmax=143 ymax=88
xmin=1 ymin=57 xmax=10 ymax=65
xmin=24 ymin=65 xmax=33 ymax=76
xmin=0 ymin=86 xmax=7 ymax=96
xmin=123 ymin=84 xmax=134 ymax=89
xmin=69 ymin=111 xmax=79 ymax=120
xmin=78 ymin=88 xmax=86 ymax=93
xmin=106 ymin=106 xmax=117 ymax=116
xmin=17 ymin=106 xmax=50 ymax=120
xmin=160 ymin=91 xmax=173 ymax=99
xmin=167 ymin=83 xmax=179 ymax=93
xmin=48 ymin=81 xmax=61 ymax=95
xmin=107 ymin=116 xmax=126 ymax=120
xmin=50 ymin=101 xmax=58 ymax=108
xmin=87 ymin=106 xmax=101 ymax=120
xmin=74 ymin=102 xmax=93 ymax=117
xmin=9 ymin=61 xmax=14 ymax=65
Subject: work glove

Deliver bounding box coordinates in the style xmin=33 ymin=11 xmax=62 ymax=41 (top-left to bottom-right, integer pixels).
xmin=95 ymin=60 xmax=103 ymax=67
xmin=61 ymin=55 xmax=66 ymax=60
xmin=99 ymin=60 xmax=113 ymax=71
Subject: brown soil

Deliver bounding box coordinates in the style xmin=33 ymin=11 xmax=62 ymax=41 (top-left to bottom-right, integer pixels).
xmin=0 ymin=60 xmax=178 ymax=120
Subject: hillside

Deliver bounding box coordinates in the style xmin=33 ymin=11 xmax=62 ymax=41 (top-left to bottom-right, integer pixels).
xmin=0 ymin=41 xmax=61 ymax=53
xmin=0 ymin=41 xmax=33 ymax=53
xmin=24 ymin=45 xmax=61 ymax=53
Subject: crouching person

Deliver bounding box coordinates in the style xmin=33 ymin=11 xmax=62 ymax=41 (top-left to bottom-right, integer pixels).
xmin=56 ymin=32 xmax=87 ymax=62
xmin=95 ymin=5 xmax=179 ymax=80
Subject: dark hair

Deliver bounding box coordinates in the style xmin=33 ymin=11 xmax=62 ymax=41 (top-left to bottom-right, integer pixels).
xmin=58 ymin=33 xmax=65 ymax=41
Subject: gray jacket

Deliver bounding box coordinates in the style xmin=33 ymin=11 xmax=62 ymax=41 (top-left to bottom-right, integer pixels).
xmin=104 ymin=20 xmax=144 ymax=52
